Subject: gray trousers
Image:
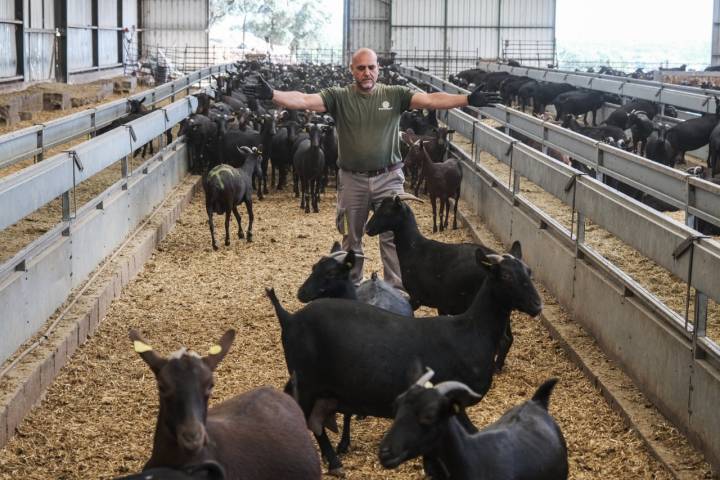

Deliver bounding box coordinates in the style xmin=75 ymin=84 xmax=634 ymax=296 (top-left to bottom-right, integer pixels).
xmin=336 ymin=167 xmax=406 ymax=289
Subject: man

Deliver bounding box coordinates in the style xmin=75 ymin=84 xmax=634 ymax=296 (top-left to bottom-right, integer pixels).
xmin=243 ymin=48 xmax=501 ymax=288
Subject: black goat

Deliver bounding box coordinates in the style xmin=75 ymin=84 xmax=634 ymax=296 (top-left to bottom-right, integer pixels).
xmin=645 ymin=124 xmax=675 ymax=167
xmin=379 ymin=372 xmax=569 ymax=480
xmin=113 ymin=461 xmax=225 ymax=479
xmin=293 ymin=123 xmax=325 ymax=213
xmin=202 ymin=150 xmax=259 ymax=250
xmin=270 ymin=119 xmax=299 ymax=190
xmin=627 ymin=110 xmax=655 ymax=155
xmin=298 ymin=241 xmax=413 ymax=317
xmin=665 ymin=97 xmax=720 ymax=165
xmin=365 ymin=196 xmax=517 ymax=370
xmin=417 ymin=143 xmax=462 ymax=232
xmin=266 ymin=241 xmax=541 ymax=475
xmin=554 ymin=90 xmax=606 ymax=126
xmin=562 ymin=115 xmax=628 ymax=148
xmin=532 ymin=83 xmax=575 ymax=115
xmin=97 ymin=98 xmax=172 ymax=157
xmin=297 ymin=241 xmax=413 ymax=455
xmin=603 ymin=99 xmax=658 ymax=129
xmin=128 ymin=330 xmax=321 ymax=479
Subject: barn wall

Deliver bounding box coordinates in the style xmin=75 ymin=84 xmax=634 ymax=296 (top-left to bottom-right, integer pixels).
xmin=141 ymin=0 xmax=209 ymax=51
xmin=24 ymin=0 xmax=55 ymax=82
xmin=344 ymin=0 xmax=556 ymax=78
xmin=343 ymin=0 xmax=391 ymax=63
xmin=713 ymin=0 xmax=720 ymax=66
xmin=0 ymin=2 xmax=20 ymax=80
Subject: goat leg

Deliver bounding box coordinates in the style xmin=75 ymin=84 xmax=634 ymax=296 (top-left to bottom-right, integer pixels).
xmin=452 ymin=188 xmax=460 ymax=230
xmin=244 ymin=198 xmax=253 ymax=242
xmin=312 ymin=179 xmax=319 ymax=213
xmin=315 ymin=430 xmax=345 ymax=477
xmin=431 ymin=197 xmax=438 ymax=233
xmin=494 ymin=322 xmax=514 ymax=372
xmin=438 ymin=198 xmax=445 ymax=232
xmin=232 ymin=205 xmax=244 ymax=239
xmin=224 ymin=211 xmax=231 ymax=246
xmin=336 ymin=414 xmax=352 ymax=454
xmin=207 ymin=210 xmax=218 ymax=251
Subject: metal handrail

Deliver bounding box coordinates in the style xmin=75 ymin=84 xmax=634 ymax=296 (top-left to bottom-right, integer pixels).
xmin=0 ymin=63 xmax=233 ymax=170
xmin=398 ymin=66 xmax=720 ymax=230
xmin=475 ymin=61 xmax=718 ymax=114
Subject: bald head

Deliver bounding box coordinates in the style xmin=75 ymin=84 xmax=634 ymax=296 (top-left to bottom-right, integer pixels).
xmin=351 ymin=48 xmax=377 ymax=66
xmin=350 ymin=48 xmax=379 ymax=93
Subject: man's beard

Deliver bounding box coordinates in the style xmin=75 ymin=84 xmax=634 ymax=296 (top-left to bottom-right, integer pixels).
xmin=356 ymin=78 xmax=375 ymax=92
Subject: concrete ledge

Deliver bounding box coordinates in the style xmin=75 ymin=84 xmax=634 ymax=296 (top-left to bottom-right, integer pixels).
xmin=0 ymin=175 xmax=201 ymax=449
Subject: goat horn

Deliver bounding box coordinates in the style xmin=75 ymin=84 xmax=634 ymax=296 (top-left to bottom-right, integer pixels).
xmin=434 ymin=381 xmax=484 ymax=401
xmin=325 ymin=251 xmax=367 ymax=261
xmin=415 ymin=367 xmax=435 ymax=388
xmin=395 ymin=193 xmax=424 ymax=203
xmin=485 ymin=253 xmax=504 ymax=264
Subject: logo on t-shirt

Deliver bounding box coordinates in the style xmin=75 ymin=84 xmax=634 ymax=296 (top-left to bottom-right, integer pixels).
xmin=378 ymin=100 xmax=392 ymax=111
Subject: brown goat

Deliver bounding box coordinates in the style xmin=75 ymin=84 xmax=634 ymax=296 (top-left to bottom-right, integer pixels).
xmin=129 ymin=329 xmax=322 ymax=480
xmin=419 ymin=142 xmax=462 ymax=232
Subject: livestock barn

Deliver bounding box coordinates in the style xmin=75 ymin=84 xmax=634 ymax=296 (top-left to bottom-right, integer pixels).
xmin=1 ymin=0 xmax=720 ymax=478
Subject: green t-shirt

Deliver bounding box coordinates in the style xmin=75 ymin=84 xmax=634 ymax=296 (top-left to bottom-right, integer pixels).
xmin=319 ymin=84 xmax=415 ymax=172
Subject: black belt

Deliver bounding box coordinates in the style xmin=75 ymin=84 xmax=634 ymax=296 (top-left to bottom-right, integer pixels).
xmin=342 ymin=162 xmax=403 ymax=177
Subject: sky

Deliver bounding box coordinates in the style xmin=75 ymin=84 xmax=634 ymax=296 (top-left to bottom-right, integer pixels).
xmin=215 ymin=0 xmax=714 ymax=64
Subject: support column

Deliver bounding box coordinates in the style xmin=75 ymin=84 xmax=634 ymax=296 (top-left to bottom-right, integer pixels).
xmin=54 ymin=0 xmax=68 ymax=82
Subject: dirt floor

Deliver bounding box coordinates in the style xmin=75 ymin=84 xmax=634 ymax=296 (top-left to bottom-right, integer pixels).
xmin=0 ymin=182 xmax=713 ymax=479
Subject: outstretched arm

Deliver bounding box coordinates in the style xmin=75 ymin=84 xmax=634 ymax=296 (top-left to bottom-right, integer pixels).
xmin=409 ymin=86 xmax=502 ymax=110
xmin=271 ymin=91 xmax=327 ymax=112
xmin=242 ymin=75 xmax=326 ymax=112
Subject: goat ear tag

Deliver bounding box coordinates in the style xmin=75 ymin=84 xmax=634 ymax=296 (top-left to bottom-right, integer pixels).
xmin=133 ymin=340 xmax=153 ymax=353
xmin=424 ymin=381 xmax=434 ymax=388
xmin=481 ymin=261 xmax=493 ymax=267
xmin=208 ymin=345 xmax=222 ymax=355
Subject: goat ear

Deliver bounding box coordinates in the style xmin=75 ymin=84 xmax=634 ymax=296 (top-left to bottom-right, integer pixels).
xmin=344 ymin=250 xmax=356 ymax=269
xmin=129 ymin=329 xmax=166 ymax=375
xmin=139 ymin=98 xmax=146 ymax=104
xmin=330 ymin=241 xmax=342 ymax=253
xmin=435 ymin=381 xmax=484 ymax=409
xmin=203 ymin=329 xmax=236 ymax=371
xmin=509 ymin=241 xmax=523 ymax=260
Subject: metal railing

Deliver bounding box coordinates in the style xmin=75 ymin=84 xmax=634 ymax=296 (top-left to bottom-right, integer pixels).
xmin=401 ymin=64 xmax=720 ymax=358
xmin=0 ymin=93 xmax=199 ymax=365
xmin=476 ymin=61 xmax=719 ymax=114
xmin=437 ymin=107 xmax=720 ymax=471
xmin=398 ymin=66 xmax=720 ymax=233
xmin=0 ymin=63 xmax=233 ymax=170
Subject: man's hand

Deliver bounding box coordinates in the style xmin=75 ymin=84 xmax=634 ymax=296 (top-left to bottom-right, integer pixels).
xmin=242 ymin=75 xmax=274 ymax=100
xmin=467 ymin=87 xmax=502 ymax=108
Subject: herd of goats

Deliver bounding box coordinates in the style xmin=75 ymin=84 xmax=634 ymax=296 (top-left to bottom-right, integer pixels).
xmin=106 ymin=59 xmax=720 ymax=479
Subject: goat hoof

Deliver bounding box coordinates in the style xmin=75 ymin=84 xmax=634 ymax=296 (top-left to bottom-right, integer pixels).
xmin=212 ymin=244 xmax=219 ymax=251
xmin=225 ymin=240 xmax=230 ymax=246
xmin=328 ymin=467 xmax=345 ymax=477
xmin=246 ymin=233 xmax=253 ymax=242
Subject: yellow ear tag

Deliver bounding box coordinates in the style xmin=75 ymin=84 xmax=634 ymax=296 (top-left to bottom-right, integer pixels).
xmin=208 ymin=345 xmax=222 ymax=355
xmin=424 ymin=381 xmax=434 ymax=388
xmin=481 ymin=261 xmax=492 ymax=267
xmin=453 ymin=404 xmax=461 ymax=413
xmin=133 ymin=341 xmax=153 ymax=353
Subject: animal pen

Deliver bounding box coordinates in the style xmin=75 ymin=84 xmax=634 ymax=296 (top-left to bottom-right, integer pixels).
xmin=1 ymin=0 xmax=720 ymax=479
